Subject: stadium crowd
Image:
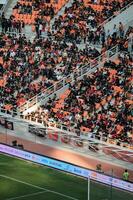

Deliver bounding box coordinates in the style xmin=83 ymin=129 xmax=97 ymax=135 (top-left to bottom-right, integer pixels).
xmin=0 ymin=0 xmax=132 ymax=39
xmin=52 ymin=0 xmax=132 ymax=44
xmin=0 ymin=24 xmax=132 ymax=111
xmin=0 ymin=0 xmax=132 ymax=147
xmin=25 ymin=49 xmax=132 ymax=145
xmin=0 ymin=0 xmax=68 ymax=36
xmin=1 ymin=12 xmax=25 ymax=33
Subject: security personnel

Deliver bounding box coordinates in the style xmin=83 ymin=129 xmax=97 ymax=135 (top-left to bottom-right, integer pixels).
xmin=123 ymin=169 xmax=129 ymax=181
xmin=96 ymin=164 xmax=103 ymax=173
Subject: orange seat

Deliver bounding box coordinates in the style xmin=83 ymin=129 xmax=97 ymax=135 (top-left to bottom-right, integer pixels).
xmin=80 ymin=126 xmax=91 ymax=133
xmin=4 ymin=104 xmax=13 ymax=111
xmin=0 ymin=57 xmax=3 ymax=64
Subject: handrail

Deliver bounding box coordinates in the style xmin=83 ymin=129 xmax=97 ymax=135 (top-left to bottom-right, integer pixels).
xmin=18 ymin=44 xmax=119 ymax=113
xmin=0 ymin=111 xmax=133 ymax=152
xmin=17 ymin=2 xmax=133 ymax=113
xmin=100 ymin=0 xmax=133 ymax=28
xmin=51 ymin=0 xmax=133 ymax=35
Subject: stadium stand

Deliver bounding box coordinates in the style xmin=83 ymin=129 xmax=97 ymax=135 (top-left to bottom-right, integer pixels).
xmin=24 ymin=48 xmax=132 ymax=145
xmin=1 ymin=0 xmax=133 ymax=38
xmin=0 ymin=0 xmax=132 ymax=151
xmin=0 ymin=0 xmax=69 ymax=37
xmin=4 ymin=0 xmax=68 ymax=34
xmin=0 ymin=24 xmax=131 ymax=112
xmin=0 ymin=32 xmax=98 ymax=110
xmin=51 ymin=0 xmax=133 ymax=44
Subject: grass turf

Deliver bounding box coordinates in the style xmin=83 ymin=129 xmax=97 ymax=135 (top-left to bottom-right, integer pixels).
xmin=0 ymin=154 xmax=132 ymax=200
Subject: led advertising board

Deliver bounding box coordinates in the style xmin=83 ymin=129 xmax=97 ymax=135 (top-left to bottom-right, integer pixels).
xmin=0 ymin=144 xmax=133 ymax=192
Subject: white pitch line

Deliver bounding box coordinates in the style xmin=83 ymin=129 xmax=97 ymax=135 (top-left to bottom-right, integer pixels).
xmin=0 ymin=175 xmax=79 ymax=200
xmin=5 ymin=191 xmax=47 ymax=200
xmin=0 ymin=175 xmax=45 ymax=190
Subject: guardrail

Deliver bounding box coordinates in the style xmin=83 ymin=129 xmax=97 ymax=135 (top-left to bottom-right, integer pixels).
xmin=0 ymin=113 xmax=133 ymax=156
xmin=19 ymin=31 xmax=133 ymax=114
xmin=18 ymin=44 xmax=119 ymax=113
xmin=21 ymin=111 xmax=133 ymax=150
xmin=100 ymin=0 xmax=133 ymax=27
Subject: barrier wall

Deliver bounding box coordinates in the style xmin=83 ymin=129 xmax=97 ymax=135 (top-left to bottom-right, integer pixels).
xmin=0 ymin=143 xmax=133 ymax=193
xmin=0 ymin=113 xmax=133 ymax=165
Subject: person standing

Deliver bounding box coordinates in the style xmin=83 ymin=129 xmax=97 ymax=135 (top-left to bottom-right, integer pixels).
xmin=96 ymin=164 xmax=103 ymax=173
xmin=35 ymin=22 xmax=39 ymax=38
xmin=119 ymin=22 xmax=124 ymax=38
xmin=122 ymin=169 xmax=129 ymax=181
xmin=39 ymin=23 xmax=43 ymax=37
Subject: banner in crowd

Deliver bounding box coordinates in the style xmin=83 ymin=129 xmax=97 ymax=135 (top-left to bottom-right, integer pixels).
xmin=0 ymin=116 xmax=14 ymax=130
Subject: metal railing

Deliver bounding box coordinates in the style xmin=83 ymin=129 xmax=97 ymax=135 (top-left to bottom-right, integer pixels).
xmin=100 ymin=0 xmax=133 ymax=27
xmin=0 ymin=112 xmax=133 ymax=155
xmin=0 ymin=36 xmax=132 ymax=115
xmin=0 ymin=1 xmax=132 ymax=114
xmin=18 ymin=44 xmax=119 ymax=113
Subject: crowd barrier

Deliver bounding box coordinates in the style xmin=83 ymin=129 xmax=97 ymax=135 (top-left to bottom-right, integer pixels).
xmin=0 ymin=143 xmax=133 ymax=192
xmin=0 ymin=113 xmax=133 ymax=164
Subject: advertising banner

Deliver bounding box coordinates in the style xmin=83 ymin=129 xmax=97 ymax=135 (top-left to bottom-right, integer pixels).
xmin=0 ymin=144 xmax=133 ymax=192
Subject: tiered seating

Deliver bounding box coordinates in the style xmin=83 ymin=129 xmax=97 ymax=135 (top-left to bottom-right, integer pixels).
xmin=25 ymin=51 xmax=133 ymax=146
xmin=0 ymin=0 xmax=132 ymax=149
xmin=53 ymin=0 xmax=132 ymax=44
xmin=0 ymin=23 xmax=132 ymax=112
xmin=12 ymin=0 xmax=68 ymax=25
xmin=0 ymin=31 xmax=102 ymax=111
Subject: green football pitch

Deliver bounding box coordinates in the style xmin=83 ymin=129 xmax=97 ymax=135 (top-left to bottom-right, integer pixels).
xmin=0 ymin=154 xmax=133 ymax=200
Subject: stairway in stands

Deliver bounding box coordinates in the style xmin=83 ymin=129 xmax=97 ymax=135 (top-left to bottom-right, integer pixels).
xmin=4 ymin=0 xmax=17 ymax=19
xmin=4 ymin=0 xmax=36 ymax=40
xmin=49 ymin=0 xmax=74 ymax=30
xmin=3 ymin=0 xmax=133 ymax=42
